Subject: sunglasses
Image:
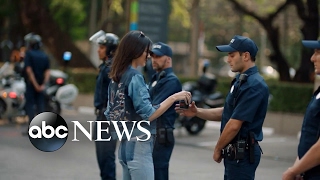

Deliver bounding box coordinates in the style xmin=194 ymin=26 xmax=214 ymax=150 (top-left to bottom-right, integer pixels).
xmin=138 ymin=31 xmax=145 ymax=38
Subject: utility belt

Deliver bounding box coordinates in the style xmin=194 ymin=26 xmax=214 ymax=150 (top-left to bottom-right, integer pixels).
xmin=221 ymin=132 xmax=260 ymax=164
xmin=156 ymin=127 xmax=174 ymax=145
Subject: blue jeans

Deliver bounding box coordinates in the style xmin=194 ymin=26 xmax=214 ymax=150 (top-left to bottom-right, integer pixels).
xmin=118 ymin=135 xmax=155 ymax=180
xmin=152 ymin=131 xmax=175 ymax=180
xmin=25 ymin=84 xmax=45 ymax=123
xmin=223 ymin=144 xmax=261 ymax=180
xmin=93 ymin=114 xmax=117 ymax=180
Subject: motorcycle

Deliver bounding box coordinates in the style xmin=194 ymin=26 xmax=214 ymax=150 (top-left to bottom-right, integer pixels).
xmin=44 ymin=69 xmax=78 ymax=114
xmin=0 ymin=61 xmax=78 ymax=122
xmin=0 ymin=62 xmax=26 ymax=122
xmin=176 ymin=73 xmax=225 ymax=135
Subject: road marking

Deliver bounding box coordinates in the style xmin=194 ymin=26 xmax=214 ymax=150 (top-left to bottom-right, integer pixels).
xmin=78 ymin=106 xmax=95 ymax=115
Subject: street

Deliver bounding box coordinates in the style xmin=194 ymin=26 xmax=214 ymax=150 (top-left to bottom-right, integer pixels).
xmin=0 ymin=109 xmax=298 ymax=180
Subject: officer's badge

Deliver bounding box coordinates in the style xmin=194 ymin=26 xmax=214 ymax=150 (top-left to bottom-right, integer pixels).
xmin=316 ymin=92 xmax=320 ymax=99
xmin=230 ymin=85 xmax=234 ymax=93
xmin=152 ymin=81 xmax=157 ymax=87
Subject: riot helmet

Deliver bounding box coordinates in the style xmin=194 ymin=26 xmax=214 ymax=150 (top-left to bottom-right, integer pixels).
xmin=89 ymin=30 xmax=119 ymax=57
xmin=24 ymin=33 xmax=42 ymax=50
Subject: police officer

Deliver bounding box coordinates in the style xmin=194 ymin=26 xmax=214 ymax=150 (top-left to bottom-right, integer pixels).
xmin=282 ymin=39 xmax=320 ymax=180
xmin=177 ymin=35 xmax=269 ymax=180
xmin=149 ymin=42 xmax=182 ymax=180
xmin=90 ymin=31 xmax=119 ymax=180
xmin=23 ymin=33 xmax=50 ymax=135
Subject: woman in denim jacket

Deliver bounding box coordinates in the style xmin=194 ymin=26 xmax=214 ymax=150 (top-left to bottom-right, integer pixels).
xmin=105 ymin=30 xmax=191 ymax=180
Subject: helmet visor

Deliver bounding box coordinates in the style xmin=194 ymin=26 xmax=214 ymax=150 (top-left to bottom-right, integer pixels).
xmin=89 ymin=30 xmax=106 ymax=44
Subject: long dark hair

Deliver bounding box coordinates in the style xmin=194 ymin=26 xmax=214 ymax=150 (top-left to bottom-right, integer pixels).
xmin=109 ymin=31 xmax=152 ymax=83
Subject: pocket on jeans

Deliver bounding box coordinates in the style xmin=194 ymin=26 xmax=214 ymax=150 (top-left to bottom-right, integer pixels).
xmin=126 ymin=141 xmax=136 ymax=162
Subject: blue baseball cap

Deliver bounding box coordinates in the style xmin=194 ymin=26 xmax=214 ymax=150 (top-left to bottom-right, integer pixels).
xmin=302 ymin=40 xmax=320 ymax=49
xmin=150 ymin=42 xmax=172 ymax=58
xmin=216 ymin=35 xmax=258 ymax=57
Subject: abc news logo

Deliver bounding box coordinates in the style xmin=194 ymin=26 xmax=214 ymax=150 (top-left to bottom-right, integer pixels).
xmin=28 ymin=112 xmax=151 ymax=152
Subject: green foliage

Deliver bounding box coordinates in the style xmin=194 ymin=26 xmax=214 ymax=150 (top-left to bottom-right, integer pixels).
xmin=48 ymin=0 xmax=87 ymax=40
xmin=215 ymin=78 xmax=314 ymax=114
xmin=267 ymin=82 xmax=313 ymax=113
xmin=69 ymin=70 xmax=97 ymax=94
xmin=70 ymin=70 xmax=314 ymax=114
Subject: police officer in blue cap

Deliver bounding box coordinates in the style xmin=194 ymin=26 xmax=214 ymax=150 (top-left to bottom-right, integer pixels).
xmin=149 ymin=42 xmax=182 ymax=180
xmin=282 ymin=39 xmax=320 ymax=180
xmin=177 ymin=35 xmax=269 ymax=180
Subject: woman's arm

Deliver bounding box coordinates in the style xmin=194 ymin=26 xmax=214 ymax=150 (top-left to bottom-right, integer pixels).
xmin=128 ymin=74 xmax=191 ymax=121
xmin=148 ymin=91 xmax=191 ymax=121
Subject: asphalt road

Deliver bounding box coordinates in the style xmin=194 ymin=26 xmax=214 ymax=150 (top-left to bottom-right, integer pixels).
xmin=0 ymin=109 xmax=299 ymax=180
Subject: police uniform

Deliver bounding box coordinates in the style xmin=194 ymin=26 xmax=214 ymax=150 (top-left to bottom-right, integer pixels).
xmin=93 ymin=59 xmax=117 ymax=180
xmin=24 ymin=49 xmax=50 ymax=122
xmin=149 ymin=67 xmax=182 ymax=180
xmin=297 ymin=86 xmax=320 ymax=179
xmin=221 ymin=66 xmax=269 ymax=179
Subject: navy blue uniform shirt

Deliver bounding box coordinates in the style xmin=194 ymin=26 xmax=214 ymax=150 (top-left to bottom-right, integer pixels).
xmin=221 ymin=66 xmax=269 ymax=141
xmin=24 ymin=49 xmax=50 ymax=84
xmin=94 ymin=59 xmax=111 ymax=109
xmin=297 ymin=86 xmax=320 ymax=173
xmin=149 ymin=68 xmax=182 ymax=129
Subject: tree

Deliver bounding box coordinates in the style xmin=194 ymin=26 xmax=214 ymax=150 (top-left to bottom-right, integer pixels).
xmin=19 ymin=0 xmax=93 ymax=68
xmin=189 ymin=0 xmax=201 ymax=77
xmin=228 ymin=0 xmax=319 ymax=82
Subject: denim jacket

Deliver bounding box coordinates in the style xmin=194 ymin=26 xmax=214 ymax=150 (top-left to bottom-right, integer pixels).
xmin=105 ymin=66 xmax=159 ymax=135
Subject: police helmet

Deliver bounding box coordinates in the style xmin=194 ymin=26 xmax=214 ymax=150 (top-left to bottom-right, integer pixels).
xmin=24 ymin=33 xmax=42 ymax=49
xmin=90 ymin=30 xmax=119 ymax=57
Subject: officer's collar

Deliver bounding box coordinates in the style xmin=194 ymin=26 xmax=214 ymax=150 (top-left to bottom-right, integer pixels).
xmin=314 ymin=86 xmax=320 ymax=96
xmin=105 ymin=58 xmax=112 ymax=66
xmin=235 ymin=66 xmax=258 ymax=79
xmin=162 ymin=67 xmax=173 ymax=75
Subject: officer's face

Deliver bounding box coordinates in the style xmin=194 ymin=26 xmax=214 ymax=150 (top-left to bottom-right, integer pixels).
xmin=311 ymin=49 xmax=320 ymax=74
xmin=151 ymin=54 xmax=167 ymax=72
xmin=97 ymin=45 xmax=107 ymax=60
xmin=227 ymin=51 xmax=244 ymax=73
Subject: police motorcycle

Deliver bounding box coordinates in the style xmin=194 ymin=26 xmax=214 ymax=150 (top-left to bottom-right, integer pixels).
xmin=176 ymin=73 xmax=225 ymax=135
xmin=44 ymin=68 xmax=78 ymax=114
xmin=0 ymin=62 xmax=26 ymax=122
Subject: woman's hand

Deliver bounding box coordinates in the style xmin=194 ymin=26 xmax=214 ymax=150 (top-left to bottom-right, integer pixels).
xmin=172 ymin=91 xmax=192 ymax=105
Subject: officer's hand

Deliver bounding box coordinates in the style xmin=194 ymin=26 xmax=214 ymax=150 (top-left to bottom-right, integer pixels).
xmin=36 ymin=84 xmax=45 ymax=92
xmin=175 ymin=101 xmax=197 ymax=117
xmin=213 ymin=148 xmax=222 ymax=163
xmin=282 ymin=168 xmax=303 ymax=180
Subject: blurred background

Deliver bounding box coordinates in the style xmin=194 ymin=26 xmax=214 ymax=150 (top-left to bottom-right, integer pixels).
xmin=0 ymin=0 xmax=319 ymax=114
